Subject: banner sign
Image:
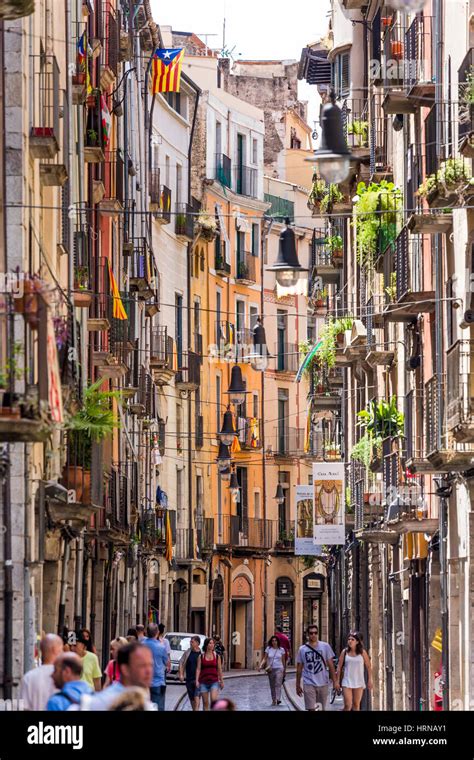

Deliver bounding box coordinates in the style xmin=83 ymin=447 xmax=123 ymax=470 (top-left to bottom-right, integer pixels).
xmin=313 ymin=462 xmax=345 ymax=545
xmin=295 ymin=485 xmax=321 ymax=555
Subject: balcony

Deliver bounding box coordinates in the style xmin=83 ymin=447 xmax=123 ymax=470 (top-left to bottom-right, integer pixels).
xmin=459 ymin=48 xmax=474 ymax=156
xmin=383 ymin=227 xmax=435 ymax=321
xmin=425 ymin=375 xmax=474 ymax=470
xmin=30 ymin=55 xmax=61 ymax=159
xmin=128 ymin=368 xmax=151 ymax=417
xmin=404 ymin=389 xmax=434 ymax=474
xmin=150 ymin=170 xmax=172 ymax=223
xmin=140 ymin=509 xmax=167 ymax=552
xmin=447 ymin=340 xmax=474 ymax=442
xmin=264 ymin=193 xmax=295 ymax=222
xmin=382 ymin=15 xmax=435 ymax=114
xmin=130 ymin=240 xmax=156 ymax=300
xmin=217 ymin=515 xmax=274 ymax=550
xmin=195 ymin=414 xmax=204 ymax=448
xmin=84 ymin=91 xmax=105 ymax=163
xmin=214 ymin=238 xmax=231 ymax=276
xmin=197 ymin=517 xmax=214 ymax=555
xmin=215 ymin=153 xmax=232 ymax=189
xmin=272 ymin=427 xmax=305 ymax=458
xmin=236 ymin=251 xmax=257 ymax=285
xmin=311 ymin=236 xmax=342 ymax=285
xmin=386 ymin=490 xmax=438 ymax=536
xmin=175 ymin=351 xmax=200 ymax=392
xmin=274 ymin=520 xmax=295 ymax=552
xmin=342 ymin=97 xmax=370 ymax=162
xmin=150 ymin=326 xmax=176 ymax=385
xmin=97 ymin=151 xmax=125 ymax=218
xmin=307 ymin=419 xmax=342 ymax=461
xmin=274 ymin=342 xmax=299 ymax=373
xmin=175 ymin=202 xmax=194 ymax=242
xmin=99 ymin=471 xmax=130 ymax=542
xmin=235 ymin=416 xmax=262 ymax=450
xmin=98 ymin=2 xmax=119 ymax=90
xmin=105 ymin=315 xmax=132 ymax=379
xmin=234 ymin=166 xmax=258 ymax=198
xmin=56 ymin=440 xmax=103 ymax=526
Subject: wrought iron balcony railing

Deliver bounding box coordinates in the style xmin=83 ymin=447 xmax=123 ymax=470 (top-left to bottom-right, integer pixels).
xmin=234 ymin=165 xmax=258 ymax=198
xmin=272 ymin=427 xmax=305 ymax=457
xmin=446 ymin=339 xmax=474 ymax=442
xmin=264 ymin=193 xmax=295 ymax=222
xmin=236 ymin=251 xmax=257 ymax=284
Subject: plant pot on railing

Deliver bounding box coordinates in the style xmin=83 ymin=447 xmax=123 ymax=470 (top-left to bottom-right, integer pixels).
xmin=195 ymin=212 xmax=218 ymax=242
xmin=14 ymin=278 xmax=48 ymax=329
xmin=61 ymin=465 xmax=91 ymax=504
xmin=391 ymin=41 xmax=403 ymax=60
xmin=72 ymin=72 xmax=86 ymax=87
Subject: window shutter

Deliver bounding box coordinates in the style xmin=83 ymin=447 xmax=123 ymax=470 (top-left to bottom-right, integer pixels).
xmin=341 ymin=52 xmax=350 ymax=97
xmin=251 ymin=223 xmax=259 ymax=256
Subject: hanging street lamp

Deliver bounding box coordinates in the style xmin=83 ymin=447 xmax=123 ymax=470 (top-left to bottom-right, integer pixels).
xmin=306 ymin=91 xmax=355 ymax=184
xmin=216 ymin=442 xmax=232 ymax=472
xmin=229 ymin=470 xmax=240 ymax=501
xmin=266 ymin=218 xmax=308 ymax=289
xmin=226 ymin=364 xmax=248 ymax=406
xmin=218 ymin=407 xmax=236 ymax=446
xmin=220 ymin=466 xmax=231 ymax=482
xmin=242 ymin=317 xmax=270 ymax=371
xmin=274 ymin=483 xmax=285 ymax=505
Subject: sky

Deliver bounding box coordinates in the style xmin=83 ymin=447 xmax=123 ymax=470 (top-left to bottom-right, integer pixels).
xmin=150 ymin=0 xmax=331 ymax=127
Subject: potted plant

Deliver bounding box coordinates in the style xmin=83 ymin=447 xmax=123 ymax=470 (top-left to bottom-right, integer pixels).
xmin=14 ymin=274 xmax=50 ymax=329
xmin=86 ymin=88 xmax=100 ymax=109
xmin=0 ymin=342 xmax=26 ymax=418
xmin=195 ymin=211 xmax=218 ymax=242
xmin=320 ymin=184 xmax=345 ymax=214
xmin=391 ymin=40 xmax=403 ymax=60
xmin=353 ymin=180 xmax=402 ymax=269
xmin=333 ymin=316 xmax=354 ymax=345
xmin=86 ymin=128 xmax=98 ymax=147
xmin=348 ymin=119 xmax=369 ymax=148
xmin=72 ymin=71 xmax=86 ymax=87
xmin=73 ymin=265 xmax=92 ymax=308
xmin=63 ymin=380 xmax=122 ymax=503
xmin=325 ymin=234 xmax=344 ymax=261
xmin=417 ymin=158 xmax=472 ymax=207
xmin=175 ymin=213 xmax=188 ymax=236
xmin=307 ymin=177 xmax=327 ymax=210
xmin=357 ymin=396 xmax=404 ymax=472
xmin=384 ymin=271 xmax=397 ymax=303
xmin=237 ymin=260 xmax=250 ymax=280
xmin=324 ymin=442 xmax=341 ymax=461
xmin=314 ymin=286 xmax=328 ymax=308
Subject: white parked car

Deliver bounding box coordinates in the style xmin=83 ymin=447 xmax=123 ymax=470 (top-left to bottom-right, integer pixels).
xmin=165 ymin=632 xmax=207 ymax=680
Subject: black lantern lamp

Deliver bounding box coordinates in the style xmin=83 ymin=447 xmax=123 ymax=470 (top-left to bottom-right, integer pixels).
xmin=266 ymin=219 xmax=308 ymax=289
xmin=242 ymin=317 xmax=270 ymax=371
xmin=220 ymin=466 xmax=231 ymax=482
xmin=275 ymin=483 xmax=285 ymax=505
xmin=217 ymin=442 xmax=232 ymax=472
xmin=226 ymin=364 xmax=248 ymax=406
xmin=306 ymin=91 xmax=354 ymax=184
xmin=229 ymin=470 xmax=240 ymax=501
xmin=219 ymin=407 xmax=235 ymax=446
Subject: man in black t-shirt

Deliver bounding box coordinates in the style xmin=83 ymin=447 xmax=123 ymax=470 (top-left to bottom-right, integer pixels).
xmin=179 ymin=636 xmax=202 ymax=711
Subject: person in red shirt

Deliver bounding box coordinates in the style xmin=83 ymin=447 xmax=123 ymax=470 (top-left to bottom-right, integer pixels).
xmin=274 ymin=627 xmax=292 ymax=664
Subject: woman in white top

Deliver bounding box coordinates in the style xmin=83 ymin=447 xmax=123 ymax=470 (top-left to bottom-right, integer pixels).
xmin=260 ymin=635 xmax=287 ymax=706
xmin=336 ymin=631 xmax=372 ymax=711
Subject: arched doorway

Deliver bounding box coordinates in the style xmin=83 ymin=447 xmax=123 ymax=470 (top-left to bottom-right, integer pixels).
xmin=231 ymin=574 xmax=253 ymax=669
xmin=274 ymin=577 xmax=294 ymax=651
xmin=173 ymin=578 xmax=188 ymax=631
xmin=212 ymin=575 xmax=224 ymax=638
xmin=302 ymin=573 xmax=325 ymax=642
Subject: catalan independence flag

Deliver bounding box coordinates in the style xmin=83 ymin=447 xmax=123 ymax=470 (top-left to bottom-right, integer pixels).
xmin=165 ymin=510 xmax=173 ymax=563
xmin=107 ymin=259 xmax=128 ymax=320
xmin=150 ymin=48 xmax=185 ymax=94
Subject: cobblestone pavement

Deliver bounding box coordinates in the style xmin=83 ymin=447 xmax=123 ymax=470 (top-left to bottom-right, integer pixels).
xmin=175 ymin=672 xmax=344 ymax=712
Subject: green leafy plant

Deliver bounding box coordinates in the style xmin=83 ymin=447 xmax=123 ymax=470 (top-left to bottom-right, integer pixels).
xmin=353 ymin=181 xmax=402 ymax=269
xmin=87 ymin=129 xmax=98 ymax=146
xmin=350 ymin=433 xmax=381 ymax=467
xmin=357 ymin=396 xmax=404 ymax=440
xmin=417 ymin=158 xmax=472 ymax=199
xmin=74 ymin=265 xmax=89 ymax=291
xmin=67 ymin=380 xmax=122 ymax=466
xmin=348 ymin=119 xmax=369 ymax=147
xmin=0 ymin=342 xmax=26 ymax=390
xmin=460 ymin=64 xmax=474 ymax=106
xmin=320 ymin=184 xmax=345 ymax=214
xmin=385 ymin=271 xmax=397 ymax=302
xmin=325 ymin=234 xmax=343 ymax=253
xmin=308 ymin=177 xmax=327 ymax=209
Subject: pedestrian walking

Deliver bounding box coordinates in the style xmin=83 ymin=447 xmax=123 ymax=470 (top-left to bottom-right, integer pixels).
xmin=135 ymin=624 xmax=146 ymax=641
xmin=71 ymin=631 xmax=102 ymax=691
xmin=337 ymin=631 xmax=373 ymax=711
xmin=260 ymin=635 xmax=287 ymax=706
xmin=47 ymin=653 xmax=94 ymax=710
xmin=196 ymin=637 xmax=224 ymax=711
xmin=144 ymin=623 xmax=169 ymax=711
xmin=108 ymin=687 xmax=155 ymax=711
xmin=296 ymin=625 xmax=338 ymax=712
xmin=212 ymin=635 xmax=226 ymax=668
xmin=126 ymin=627 xmax=138 ymax=640
xmin=84 ymin=641 xmax=154 ymax=711
xmin=179 ymin=635 xmax=202 ymax=711
xmin=104 ymin=637 xmax=128 ymax=687
xmin=211 ymin=697 xmax=236 ymax=711
xmin=79 ymin=628 xmax=97 ymax=654
xmin=19 ymin=634 xmax=64 ymax=710
xmin=274 ymin=626 xmax=292 ymax=664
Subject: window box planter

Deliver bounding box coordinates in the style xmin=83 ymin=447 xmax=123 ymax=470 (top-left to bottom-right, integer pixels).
xmin=73 ymin=290 xmax=93 ymax=308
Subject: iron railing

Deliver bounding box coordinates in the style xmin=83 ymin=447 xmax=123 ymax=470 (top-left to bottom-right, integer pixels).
xmin=99 ymin=2 xmax=120 ymax=77
xmin=234 ymin=165 xmax=258 ymax=198
xmin=275 ymin=342 xmax=299 ymax=372
xmin=458 ymin=48 xmax=474 ymax=144
xmin=175 ymin=202 xmax=194 ymax=239
xmin=264 ymin=193 xmax=295 ymax=221
xmin=235 ymin=416 xmax=262 ymax=449
xmin=176 ymin=351 xmax=201 ymax=388
xmin=236 ymin=251 xmax=257 ymax=283
xmin=273 ymin=427 xmax=305 ymax=457
xmin=99 ymin=150 xmax=125 ymax=207
xmin=446 ymin=339 xmax=474 ymax=433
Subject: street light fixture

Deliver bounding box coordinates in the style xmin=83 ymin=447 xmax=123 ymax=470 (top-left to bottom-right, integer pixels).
xmin=217 ymin=442 xmax=232 ymax=472
xmin=305 ymin=91 xmax=354 ymax=184
xmin=226 ymin=364 xmax=248 ymax=406
xmin=274 ymin=483 xmax=285 ymax=505
xmin=242 ymin=317 xmax=270 ymax=372
xmin=220 ymin=466 xmax=231 ymax=482
xmin=229 ymin=470 xmax=240 ymax=501
xmin=218 ymin=407 xmax=235 ymax=446
xmin=266 ymin=219 xmax=308 ymax=289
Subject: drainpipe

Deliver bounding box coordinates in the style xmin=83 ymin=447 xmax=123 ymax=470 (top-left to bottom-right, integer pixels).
xmin=261 ymin=218 xmax=273 ymax=645
xmin=73 ymin=528 xmax=84 ymax=630
xmin=58 ymin=534 xmax=72 ymax=635
xmin=1 ymin=448 xmax=12 ymax=699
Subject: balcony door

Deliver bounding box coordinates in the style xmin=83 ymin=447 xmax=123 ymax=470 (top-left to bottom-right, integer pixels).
xmin=277 ymin=310 xmax=287 ymax=371
xmin=236 ymin=467 xmax=248 ymax=531
xmin=278 ymin=389 xmax=289 ymax=454
xmin=237 ymin=133 xmax=245 ymax=193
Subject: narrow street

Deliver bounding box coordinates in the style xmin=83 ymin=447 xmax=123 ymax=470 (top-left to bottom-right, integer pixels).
xmin=172 ymin=673 xmax=344 ymax=712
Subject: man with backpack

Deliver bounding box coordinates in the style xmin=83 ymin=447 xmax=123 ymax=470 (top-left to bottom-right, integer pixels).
xmin=47 ymin=653 xmax=94 ymax=710
xmin=295 ymin=625 xmax=338 ymax=711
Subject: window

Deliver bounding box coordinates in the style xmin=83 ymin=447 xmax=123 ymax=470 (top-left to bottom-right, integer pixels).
xmin=165 ymin=155 xmax=170 ymax=188
xmin=216 ymin=374 xmax=221 ymax=434
xmin=176 ymin=405 xmax=183 ymax=454
xmin=216 ymin=120 xmax=222 ymax=157
xmin=333 ymin=51 xmax=350 ymax=98
xmin=278 ymin=472 xmax=290 ymax=532
xmin=277 ymin=310 xmax=287 ymax=371
xmin=236 ymin=467 xmax=248 ymax=523
xmin=194 ymin=299 xmax=201 ymax=354
xmin=236 ymin=300 xmax=246 ymax=333
xmin=252 ymin=137 xmax=258 ymax=165
xmin=164 ymin=91 xmax=186 ymax=117
xmin=254 ymin=491 xmax=261 ymax=519
xmin=278 ymin=389 xmax=289 ymax=454
xmin=307 ymin=312 xmax=316 ymax=343
xmin=252 ymin=392 xmax=259 ymax=418
xmin=446 ymin=278 xmax=454 ymax=348
xmin=175 ymin=294 xmax=183 ymax=367
xmin=249 ymin=305 xmax=259 ymax=330
xmin=216 ymin=289 xmax=222 ymax=343
xmin=237 ymin=230 xmax=246 ymax=273
xmin=251 ymin=223 xmax=259 ymax=256
xmin=176 ymin=164 xmax=182 ymax=205
xmin=196 ymin=475 xmax=203 ymax=528
xmin=177 ymin=468 xmax=183 ymax=523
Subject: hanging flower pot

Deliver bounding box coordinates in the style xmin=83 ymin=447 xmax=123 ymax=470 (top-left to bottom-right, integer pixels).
xmin=72 ymin=72 xmax=86 ymax=86
xmin=382 ymin=16 xmax=393 ymax=27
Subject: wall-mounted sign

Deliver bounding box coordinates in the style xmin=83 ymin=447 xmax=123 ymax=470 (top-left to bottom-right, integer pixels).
xmin=313 ymin=462 xmax=345 ymax=545
xmin=295 ymin=485 xmax=319 ymax=555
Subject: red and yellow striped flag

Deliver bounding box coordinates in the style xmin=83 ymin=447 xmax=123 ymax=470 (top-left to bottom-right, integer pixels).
xmin=165 ymin=510 xmax=173 ymax=563
xmin=150 ymin=48 xmax=185 ymax=94
xmin=107 ymin=259 xmax=127 ymax=320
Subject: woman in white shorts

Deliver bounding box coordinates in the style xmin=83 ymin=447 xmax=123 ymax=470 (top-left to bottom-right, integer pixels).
xmin=336 ymin=630 xmax=372 ymax=711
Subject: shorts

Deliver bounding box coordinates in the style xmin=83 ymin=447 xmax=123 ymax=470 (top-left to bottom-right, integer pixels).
xmin=199 ymin=681 xmax=220 ymax=695
xmin=303 ymin=683 xmax=329 ymax=711
xmin=186 ymin=681 xmax=199 ymax=701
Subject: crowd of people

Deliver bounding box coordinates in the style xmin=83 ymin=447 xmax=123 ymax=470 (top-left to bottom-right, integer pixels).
xmin=18 ymin=622 xmax=371 ymax=712
xmin=18 ymin=624 xmax=233 ymax=712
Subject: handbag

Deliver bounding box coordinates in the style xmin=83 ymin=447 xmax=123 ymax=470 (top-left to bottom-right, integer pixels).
xmin=265 ymin=648 xmax=279 ymax=674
